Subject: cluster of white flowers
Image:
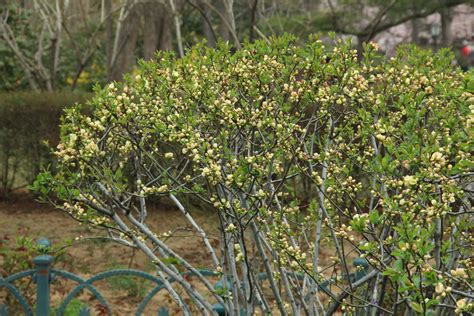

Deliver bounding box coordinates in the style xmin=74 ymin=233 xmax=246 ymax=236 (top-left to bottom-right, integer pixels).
xmin=234 ymin=243 xmax=244 ymax=262
xmin=141 ymin=184 xmax=169 ymax=195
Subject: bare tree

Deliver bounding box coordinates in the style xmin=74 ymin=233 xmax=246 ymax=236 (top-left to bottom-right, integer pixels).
xmin=322 ymin=0 xmax=468 ymax=46
xmin=0 ymin=0 xmax=69 ymax=91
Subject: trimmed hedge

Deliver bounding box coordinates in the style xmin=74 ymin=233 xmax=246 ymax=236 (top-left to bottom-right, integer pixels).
xmin=0 ymin=91 xmax=90 ymax=198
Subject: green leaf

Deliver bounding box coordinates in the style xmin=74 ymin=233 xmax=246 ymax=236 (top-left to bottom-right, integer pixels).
xmin=410 ymin=302 xmax=423 ymax=313
xmin=369 ymin=211 xmax=380 ymax=225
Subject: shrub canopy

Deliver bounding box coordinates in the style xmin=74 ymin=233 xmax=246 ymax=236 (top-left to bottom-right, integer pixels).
xmin=35 ymin=35 xmax=473 ymax=315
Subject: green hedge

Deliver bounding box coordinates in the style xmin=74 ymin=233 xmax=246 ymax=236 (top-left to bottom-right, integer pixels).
xmin=0 ymin=91 xmax=90 ymax=198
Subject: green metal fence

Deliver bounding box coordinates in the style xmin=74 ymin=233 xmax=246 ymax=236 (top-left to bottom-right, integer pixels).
xmin=0 ymin=238 xmax=368 ymax=315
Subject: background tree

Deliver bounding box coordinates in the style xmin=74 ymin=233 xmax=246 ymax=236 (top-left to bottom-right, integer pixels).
xmin=1 ymin=0 xmax=472 ymax=91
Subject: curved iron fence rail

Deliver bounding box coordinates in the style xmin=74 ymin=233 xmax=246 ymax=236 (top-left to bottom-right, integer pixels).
xmin=0 ymin=238 xmax=368 ymax=315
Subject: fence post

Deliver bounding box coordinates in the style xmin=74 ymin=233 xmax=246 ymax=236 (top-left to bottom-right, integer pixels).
xmin=353 ymin=258 xmax=369 ymax=281
xmin=34 ymin=238 xmax=53 ymax=316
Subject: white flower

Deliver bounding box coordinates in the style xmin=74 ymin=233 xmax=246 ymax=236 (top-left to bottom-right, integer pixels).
xmin=431 ymin=151 xmax=444 ymax=162
xmin=226 ymin=223 xmax=236 ymax=233
xmin=85 ymin=142 xmax=99 ymax=152
xmin=403 ymin=175 xmax=417 ymax=186
xmin=157 ymin=185 xmax=168 ymax=193
xmin=455 ymin=298 xmax=467 ymax=314
xmin=435 ymin=282 xmax=444 ymax=294
xmin=68 ymin=133 xmax=78 ymax=146
xmin=202 ymin=167 xmax=211 ymax=176
xmin=290 ymin=260 xmax=299 ymax=269
xmin=451 ymin=268 xmax=467 ymax=278
xmin=236 ymin=252 xmax=244 ymax=262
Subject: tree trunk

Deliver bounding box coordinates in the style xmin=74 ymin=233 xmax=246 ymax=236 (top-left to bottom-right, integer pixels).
xmin=108 ymin=3 xmax=140 ymax=81
xmin=142 ymin=2 xmax=173 ymax=59
xmin=104 ymin=0 xmax=114 ymax=75
xmin=198 ymin=0 xmax=216 ymax=46
xmin=168 ymin=0 xmax=184 ymax=57
xmin=158 ymin=3 xmax=173 ymax=52
xmin=440 ymin=6 xmax=452 ymax=47
xmin=411 ymin=18 xmax=421 ymax=45
xmin=218 ymin=0 xmax=230 ymax=42
xmin=356 ymin=34 xmax=370 ymax=58
xmin=218 ymin=0 xmax=239 ymax=47
xmin=143 ymin=3 xmax=160 ymax=60
xmin=249 ymin=0 xmax=258 ymax=42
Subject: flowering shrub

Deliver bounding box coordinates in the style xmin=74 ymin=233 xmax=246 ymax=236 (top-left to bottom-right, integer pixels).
xmin=34 ymin=35 xmax=473 ymax=315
